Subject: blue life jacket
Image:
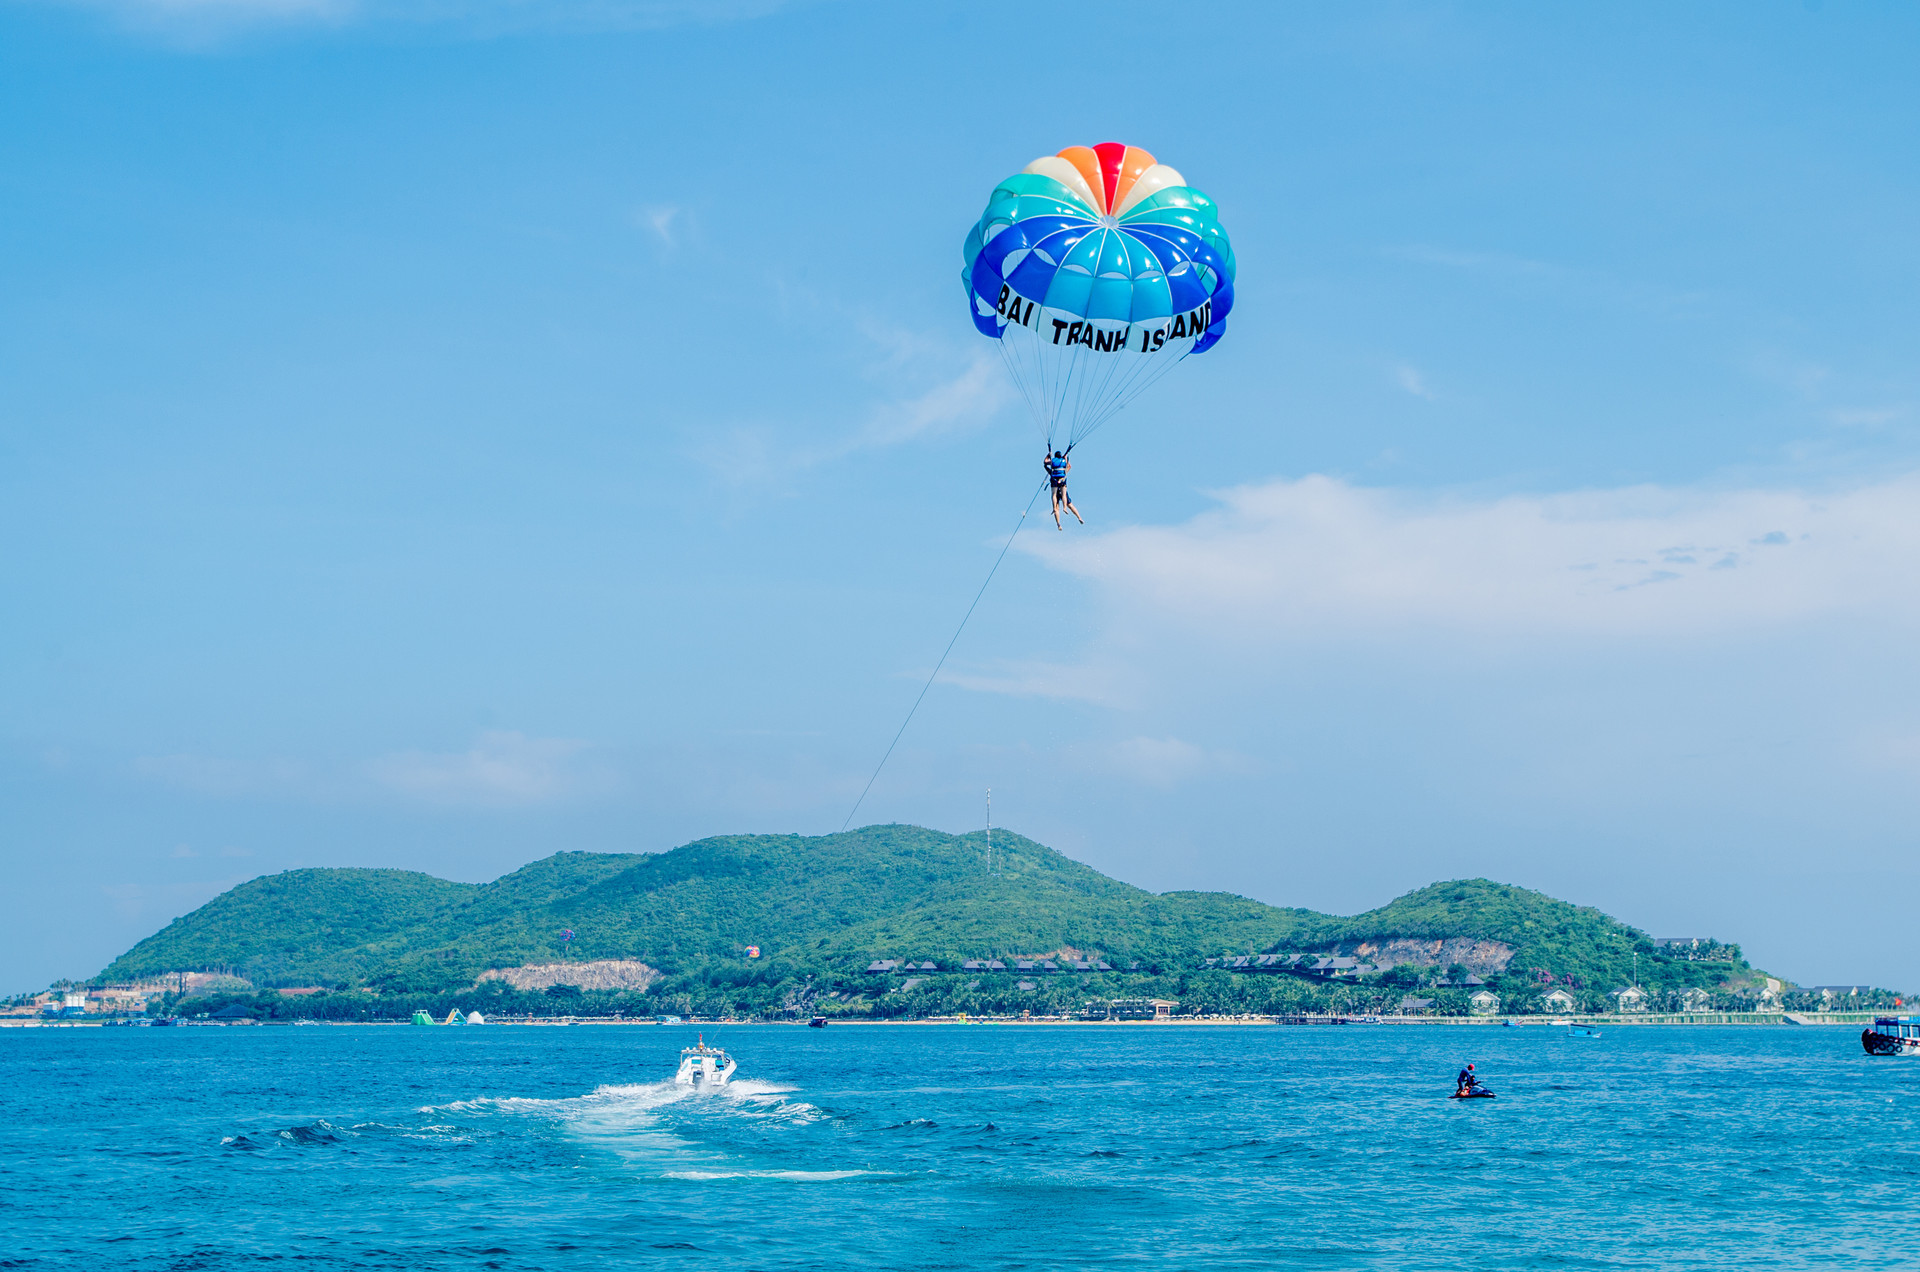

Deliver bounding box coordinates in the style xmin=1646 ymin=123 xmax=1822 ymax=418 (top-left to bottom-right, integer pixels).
xmin=1047 ymin=457 xmax=1068 ymax=484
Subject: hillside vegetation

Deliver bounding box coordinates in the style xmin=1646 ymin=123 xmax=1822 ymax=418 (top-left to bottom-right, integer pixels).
xmin=100 ymin=824 xmax=1793 ymax=1016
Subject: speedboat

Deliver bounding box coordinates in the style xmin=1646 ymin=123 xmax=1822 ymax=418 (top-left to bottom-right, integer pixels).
xmin=808 ymin=1015 xmax=828 ymax=1028
xmin=674 ymin=1036 xmax=737 ymax=1089
xmin=1568 ymin=1024 xmax=1602 ymax=1038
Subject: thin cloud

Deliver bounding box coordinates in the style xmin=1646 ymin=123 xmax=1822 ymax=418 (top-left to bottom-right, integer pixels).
xmin=1394 ymin=364 xmax=1437 ymax=401
xmin=134 ymin=752 xmax=322 ymax=799
xmin=687 ymin=337 xmax=1010 ymax=489
xmin=135 ymin=731 xmax=606 ymax=807
xmin=933 ymin=659 xmax=1122 ymax=706
xmin=1089 ymin=736 xmax=1220 ymax=789
xmin=859 ymin=353 xmax=1008 ymax=448
xmin=1386 ymin=242 xmax=1711 ymax=321
xmin=638 ymin=204 xmax=684 ymax=249
xmin=1021 ymin=471 xmax=1920 ymax=640
xmin=367 ymin=730 xmax=603 ymax=807
xmin=44 ymin=0 xmax=795 ymax=43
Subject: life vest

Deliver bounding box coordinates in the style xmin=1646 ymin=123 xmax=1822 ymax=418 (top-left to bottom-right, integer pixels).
xmin=1047 ymin=457 xmax=1068 ymax=485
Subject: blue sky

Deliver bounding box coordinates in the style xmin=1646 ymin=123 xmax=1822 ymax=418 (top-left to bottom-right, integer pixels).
xmin=5 ymin=1 xmax=1919 ymax=993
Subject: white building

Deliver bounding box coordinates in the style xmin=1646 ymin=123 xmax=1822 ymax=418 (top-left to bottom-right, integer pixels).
xmin=1611 ymin=986 xmax=1648 ymax=1013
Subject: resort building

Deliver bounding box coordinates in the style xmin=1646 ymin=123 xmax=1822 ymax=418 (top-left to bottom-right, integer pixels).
xmin=1812 ymin=985 xmax=1868 ymax=1004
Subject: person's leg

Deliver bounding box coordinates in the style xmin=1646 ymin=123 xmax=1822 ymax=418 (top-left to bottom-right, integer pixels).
xmin=1065 ymin=494 xmax=1083 ymax=525
xmin=1051 ymin=487 xmax=1063 ymax=529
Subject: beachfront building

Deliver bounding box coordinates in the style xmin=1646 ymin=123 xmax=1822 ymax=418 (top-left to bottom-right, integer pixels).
xmin=1612 ymin=986 xmax=1649 ymax=1013
xmin=1468 ymin=989 xmax=1501 ymax=1015
xmin=1679 ymin=987 xmax=1713 ymax=1012
xmin=1539 ymin=988 xmax=1577 ymax=1012
xmin=1813 ymin=985 xmax=1868 ymax=1005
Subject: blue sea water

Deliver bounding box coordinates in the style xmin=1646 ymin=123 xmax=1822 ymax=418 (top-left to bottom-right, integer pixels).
xmin=1 ymin=1022 xmax=1914 ymax=1270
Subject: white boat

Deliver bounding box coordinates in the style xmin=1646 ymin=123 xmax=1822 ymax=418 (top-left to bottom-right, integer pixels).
xmin=674 ymin=1036 xmax=737 ymax=1089
xmin=1862 ymin=1017 xmax=1920 ymax=1056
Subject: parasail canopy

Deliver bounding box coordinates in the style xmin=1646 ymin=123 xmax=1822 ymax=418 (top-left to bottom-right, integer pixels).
xmin=962 ymin=142 xmax=1235 ymax=454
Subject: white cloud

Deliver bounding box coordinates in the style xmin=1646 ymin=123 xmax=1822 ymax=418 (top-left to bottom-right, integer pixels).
xmin=638 ymin=204 xmax=683 ymax=248
xmin=135 ymin=730 xmax=603 ymax=808
xmin=133 ymin=752 xmax=320 ymax=798
xmin=1394 ymin=364 xmax=1437 ymax=401
xmin=1021 ymin=471 xmax=1920 ymax=641
xmin=1828 ymin=406 xmax=1907 ymax=429
xmin=366 ymin=730 xmax=600 ymax=806
xmin=935 ymin=660 xmax=1120 ymax=706
xmin=859 ymin=353 xmax=1010 ymax=448
xmin=687 ymin=336 xmax=1011 ymax=489
xmin=1086 ymin=736 xmax=1217 ymax=788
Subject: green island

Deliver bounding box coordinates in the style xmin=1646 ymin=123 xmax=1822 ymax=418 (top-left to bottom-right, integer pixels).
xmin=77 ymin=825 xmax=1902 ymax=1022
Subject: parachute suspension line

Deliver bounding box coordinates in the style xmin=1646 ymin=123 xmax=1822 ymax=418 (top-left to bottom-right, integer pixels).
xmin=839 ymin=480 xmax=1051 ymax=834
xmin=997 ymin=338 xmax=1049 ymax=447
xmin=1069 ymin=344 xmax=1189 ymax=449
xmin=999 ymin=321 xmax=1199 ymax=454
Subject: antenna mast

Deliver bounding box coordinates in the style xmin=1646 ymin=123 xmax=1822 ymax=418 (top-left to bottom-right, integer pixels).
xmin=986 ymin=787 xmax=992 ymax=875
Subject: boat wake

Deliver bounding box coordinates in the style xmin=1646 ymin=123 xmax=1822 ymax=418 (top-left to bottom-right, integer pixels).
xmin=425 ymin=1077 xmax=819 ymax=1124
xmin=415 ymin=1076 xmax=868 ymax=1182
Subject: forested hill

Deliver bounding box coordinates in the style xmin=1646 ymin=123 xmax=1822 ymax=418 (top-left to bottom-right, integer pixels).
xmin=101 ymin=824 xmax=1758 ymax=999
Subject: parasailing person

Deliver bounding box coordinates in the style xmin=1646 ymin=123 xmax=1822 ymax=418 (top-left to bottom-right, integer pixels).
xmin=1044 ymin=449 xmax=1082 ymax=529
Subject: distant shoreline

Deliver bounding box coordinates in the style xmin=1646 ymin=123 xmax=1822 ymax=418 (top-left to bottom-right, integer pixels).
xmin=0 ymin=1012 xmax=1882 ymax=1030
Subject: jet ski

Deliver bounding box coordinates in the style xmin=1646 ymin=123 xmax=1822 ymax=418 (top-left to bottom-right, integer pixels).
xmin=1450 ymin=1086 xmax=1496 ymax=1099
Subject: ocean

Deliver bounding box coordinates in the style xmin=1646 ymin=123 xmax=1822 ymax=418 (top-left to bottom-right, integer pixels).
xmin=1 ymin=1022 xmax=1912 ymax=1270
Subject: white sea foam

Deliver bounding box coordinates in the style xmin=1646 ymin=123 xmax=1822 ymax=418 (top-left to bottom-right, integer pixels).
xmin=419 ymin=1071 xmax=831 ymax=1184
xmin=662 ymin=1169 xmax=877 ymax=1182
xmin=423 ymin=1077 xmax=804 ymax=1120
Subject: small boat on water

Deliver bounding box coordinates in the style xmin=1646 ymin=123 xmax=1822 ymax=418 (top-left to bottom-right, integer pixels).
xmin=1568 ymin=1025 xmax=1602 ymax=1039
xmin=1451 ymin=1087 xmax=1496 ymax=1100
xmin=808 ymin=1016 xmax=828 ymax=1028
xmin=675 ymin=1036 xmax=737 ymax=1089
xmin=1861 ymin=1017 xmax=1920 ymax=1056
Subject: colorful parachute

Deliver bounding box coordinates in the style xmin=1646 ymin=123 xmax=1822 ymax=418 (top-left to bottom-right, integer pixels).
xmin=962 ymin=142 xmax=1235 ymax=454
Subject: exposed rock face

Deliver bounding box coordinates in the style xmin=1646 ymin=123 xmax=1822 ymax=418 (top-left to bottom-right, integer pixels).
xmin=479 ymin=960 xmax=660 ymax=992
xmin=1336 ymin=938 xmax=1516 ymax=974
xmin=144 ymin=971 xmax=254 ymax=992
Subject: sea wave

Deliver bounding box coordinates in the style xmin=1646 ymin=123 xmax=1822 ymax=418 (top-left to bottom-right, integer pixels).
xmin=221 ymin=1118 xmax=474 ymax=1150
xmin=661 ymin=1169 xmax=879 ymax=1181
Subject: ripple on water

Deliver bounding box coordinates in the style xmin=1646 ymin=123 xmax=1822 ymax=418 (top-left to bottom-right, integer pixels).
xmin=5 ymin=1025 xmax=1916 ymax=1270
